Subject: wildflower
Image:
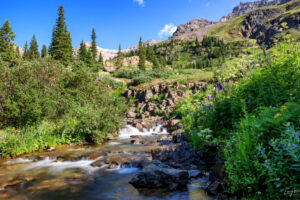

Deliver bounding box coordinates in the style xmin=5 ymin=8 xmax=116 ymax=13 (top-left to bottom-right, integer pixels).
xmin=209 ymin=105 xmax=212 ymax=111
xmin=281 ymin=105 xmax=287 ymax=110
xmin=284 ymin=147 xmax=289 ymax=151
xmin=274 ymin=113 xmax=282 ymax=118
xmin=240 ymin=99 xmax=246 ymax=102
xmin=264 ymin=163 xmax=269 ymax=169
xmin=208 ymin=95 xmax=210 ymax=101
xmin=228 ymin=86 xmax=230 ymax=92
xmin=247 ymin=66 xmax=250 ymax=70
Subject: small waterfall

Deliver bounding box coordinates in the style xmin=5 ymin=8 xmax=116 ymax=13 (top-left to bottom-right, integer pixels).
xmin=118 ymin=123 xmax=168 ymax=139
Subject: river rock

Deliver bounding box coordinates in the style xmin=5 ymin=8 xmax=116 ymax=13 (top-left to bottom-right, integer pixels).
xmin=151 ymin=142 xmax=198 ymax=169
xmin=129 ymin=160 xmax=189 ymax=191
xmin=127 ymin=112 xmax=137 ymax=118
xmin=130 ymin=135 xmax=142 ymax=139
xmin=85 ymin=152 xmax=103 ymax=160
xmin=205 ymin=180 xmax=222 ymax=195
xmin=136 ymin=123 xmax=143 ymax=131
xmin=141 ymin=120 xmax=152 ymax=130
xmin=90 ymin=160 xmax=106 ymax=167
xmin=3 ymin=178 xmax=33 ymax=190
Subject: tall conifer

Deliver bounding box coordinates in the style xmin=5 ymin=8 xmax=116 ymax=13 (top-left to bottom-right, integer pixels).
xmin=41 ymin=45 xmax=48 ymax=58
xmin=138 ymin=37 xmax=146 ymax=71
xmin=0 ymin=20 xmax=15 ymax=59
xmin=23 ymin=41 xmax=29 ymax=59
xmin=78 ymin=41 xmax=87 ymax=62
xmin=98 ymin=52 xmax=103 ymax=66
xmin=91 ymin=28 xmax=97 ymax=60
xmin=116 ymin=43 xmax=122 ymax=69
xmin=48 ymin=6 xmax=73 ymax=64
xmin=29 ymin=35 xmax=39 ymax=59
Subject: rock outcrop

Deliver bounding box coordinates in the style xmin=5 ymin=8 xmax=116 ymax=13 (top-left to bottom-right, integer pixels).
xmin=240 ymin=2 xmax=300 ymax=45
xmin=122 ymin=82 xmax=207 ymax=122
xmin=220 ymin=0 xmax=291 ymax=22
xmin=170 ymin=19 xmax=219 ymax=41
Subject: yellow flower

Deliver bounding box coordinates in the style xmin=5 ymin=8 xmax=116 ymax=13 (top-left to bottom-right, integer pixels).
xmin=274 ymin=113 xmax=282 ymax=119
xmin=236 ymin=132 xmax=240 ymax=135
xmin=240 ymin=99 xmax=246 ymax=103
xmin=281 ymin=105 xmax=287 ymax=110
xmin=251 ymin=115 xmax=255 ymax=118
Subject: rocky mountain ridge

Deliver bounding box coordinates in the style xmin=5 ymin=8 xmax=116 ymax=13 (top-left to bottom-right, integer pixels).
xmin=170 ymin=0 xmax=292 ymax=41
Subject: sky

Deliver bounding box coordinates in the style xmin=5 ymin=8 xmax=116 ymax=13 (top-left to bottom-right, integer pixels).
xmin=0 ymin=0 xmax=256 ymax=50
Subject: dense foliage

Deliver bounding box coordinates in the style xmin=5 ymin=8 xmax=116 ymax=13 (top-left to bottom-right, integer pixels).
xmin=0 ymin=58 xmax=127 ymax=158
xmin=175 ymin=41 xmax=300 ymax=199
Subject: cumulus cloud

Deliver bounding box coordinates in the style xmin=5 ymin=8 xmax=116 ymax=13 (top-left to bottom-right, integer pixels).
xmin=134 ymin=0 xmax=145 ymax=7
xmin=158 ymin=24 xmax=177 ymax=38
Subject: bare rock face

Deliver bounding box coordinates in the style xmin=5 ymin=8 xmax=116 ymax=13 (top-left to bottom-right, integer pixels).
xmin=240 ymin=2 xmax=300 ymax=45
xmin=170 ymin=19 xmax=219 ymax=41
xmin=220 ymin=0 xmax=291 ymax=22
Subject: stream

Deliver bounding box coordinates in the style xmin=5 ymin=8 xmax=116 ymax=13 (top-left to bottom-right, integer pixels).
xmin=0 ymin=123 xmax=212 ymax=200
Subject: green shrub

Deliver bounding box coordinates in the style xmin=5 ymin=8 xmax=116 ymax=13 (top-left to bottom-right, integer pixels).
xmin=0 ymin=57 xmax=128 ymax=157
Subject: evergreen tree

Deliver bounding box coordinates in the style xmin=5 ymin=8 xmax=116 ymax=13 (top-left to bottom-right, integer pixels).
xmin=0 ymin=20 xmax=15 ymax=59
xmin=98 ymin=52 xmax=103 ymax=66
xmin=91 ymin=28 xmax=97 ymax=60
xmin=28 ymin=35 xmax=39 ymax=59
xmin=78 ymin=41 xmax=88 ymax=62
xmin=23 ymin=41 xmax=29 ymax=59
xmin=138 ymin=37 xmax=146 ymax=71
xmin=86 ymin=48 xmax=93 ymax=66
xmin=41 ymin=45 xmax=48 ymax=58
xmin=15 ymin=47 xmax=20 ymax=58
xmin=116 ymin=43 xmax=122 ymax=69
xmin=48 ymin=5 xmax=73 ymax=64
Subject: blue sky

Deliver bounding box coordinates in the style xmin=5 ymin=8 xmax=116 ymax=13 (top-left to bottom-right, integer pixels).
xmin=0 ymin=0 xmax=255 ymax=50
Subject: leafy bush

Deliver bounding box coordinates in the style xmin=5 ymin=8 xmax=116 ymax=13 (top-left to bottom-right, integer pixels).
xmin=0 ymin=57 xmax=127 ymax=157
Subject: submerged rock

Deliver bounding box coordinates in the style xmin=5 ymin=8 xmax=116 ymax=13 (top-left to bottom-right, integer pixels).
xmin=129 ymin=160 xmax=189 ymax=191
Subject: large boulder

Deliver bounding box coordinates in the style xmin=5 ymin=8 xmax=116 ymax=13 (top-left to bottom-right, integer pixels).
xmin=129 ymin=160 xmax=189 ymax=191
xmin=151 ymin=142 xmax=197 ymax=169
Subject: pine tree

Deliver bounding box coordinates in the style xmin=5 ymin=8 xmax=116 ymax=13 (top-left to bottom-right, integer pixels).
xmin=23 ymin=41 xmax=29 ymax=59
xmin=48 ymin=5 xmax=73 ymax=64
xmin=91 ymin=28 xmax=97 ymax=60
xmin=28 ymin=35 xmax=39 ymax=59
xmin=86 ymin=49 xmax=93 ymax=66
xmin=15 ymin=47 xmax=20 ymax=58
xmin=41 ymin=45 xmax=48 ymax=58
xmin=116 ymin=43 xmax=122 ymax=69
xmin=78 ymin=41 xmax=87 ymax=62
xmin=138 ymin=37 xmax=146 ymax=71
xmin=98 ymin=52 xmax=103 ymax=65
xmin=0 ymin=20 xmax=15 ymax=59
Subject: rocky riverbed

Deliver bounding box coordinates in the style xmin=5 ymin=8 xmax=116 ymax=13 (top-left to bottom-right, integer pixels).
xmin=0 ymin=121 xmax=224 ymax=200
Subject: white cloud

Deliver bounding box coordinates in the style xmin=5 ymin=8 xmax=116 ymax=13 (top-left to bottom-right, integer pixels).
xmin=134 ymin=0 xmax=145 ymax=7
xmin=158 ymin=24 xmax=177 ymax=38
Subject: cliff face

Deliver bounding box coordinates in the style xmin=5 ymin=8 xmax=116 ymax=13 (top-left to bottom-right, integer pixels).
xmin=170 ymin=0 xmax=293 ymax=41
xmin=220 ymin=0 xmax=291 ymax=22
xmin=240 ymin=3 xmax=300 ymax=45
xmin=169 ymin=19 xmax=219 ymax=41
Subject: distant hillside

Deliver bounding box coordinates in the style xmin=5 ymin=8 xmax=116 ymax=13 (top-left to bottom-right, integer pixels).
xmin=73 ymin=40 xmax=161 ymax=61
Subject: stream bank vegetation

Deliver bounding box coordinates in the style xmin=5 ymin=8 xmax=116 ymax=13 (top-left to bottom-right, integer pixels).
xmin=175 ymin=39 xmax=300 ymax=199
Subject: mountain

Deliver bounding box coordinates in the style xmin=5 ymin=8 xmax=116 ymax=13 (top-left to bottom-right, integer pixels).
xmin=220 ymin=0 xmax=291 ymax=22
xmin=207 ymin=0 xmax=300 ymax=44
xmin=169 ymin=19 xmax=220 ymax=41
xmin=73 ymin=39 xmax=161 ymax=61
xmin=170 ymin=0 xmax=292 ymax=41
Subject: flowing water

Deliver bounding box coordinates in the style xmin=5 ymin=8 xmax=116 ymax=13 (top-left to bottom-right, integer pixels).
xmin=0 ymin=123 xmax=211 ymax=200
